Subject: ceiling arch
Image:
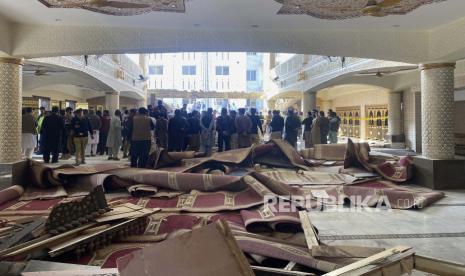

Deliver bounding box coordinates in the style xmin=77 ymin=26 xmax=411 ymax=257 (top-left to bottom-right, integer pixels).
xmin=317 ymin=84 xmax=390 ymax=101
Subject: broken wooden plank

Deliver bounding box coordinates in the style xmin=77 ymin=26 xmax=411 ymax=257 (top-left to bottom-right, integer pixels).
xmin=284 ymin=261 xmax=297 ymax=271
xmin=311 ymin=245 xmax=385 ymax=258
xmin=0 ymin=222 xmax=98 ymax=259
xmin=48 ymin=216 xmax=148 ymax=257
xmin=414 ymin=254 xmax=465 ymax=276
xmin=251 ymin=265 xmax=315 ymax=276
xmin=337 ymin=249 xmax=414 ymax=276
xmin=95 ymin=205 xmax=159 ymax=223
xmin=323 ymin=246 xmax=412 ymax=276
xmin=0 ymin=217 xmax=45 ymax=251
xmin=298 ymin=211 xmax=319 ymax=250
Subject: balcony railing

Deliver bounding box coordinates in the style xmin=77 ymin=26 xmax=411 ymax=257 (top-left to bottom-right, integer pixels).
xmin=66 ymin=54 xmax=144 ymax=91
xmin=271 ymin=54 xmax=367 ymax=90
xmin=32 ymin=54 xmax=145 ymax=93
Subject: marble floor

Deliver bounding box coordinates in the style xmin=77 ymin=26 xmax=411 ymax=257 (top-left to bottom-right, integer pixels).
xmin=310 ymin=189 xmax=465 ymax=264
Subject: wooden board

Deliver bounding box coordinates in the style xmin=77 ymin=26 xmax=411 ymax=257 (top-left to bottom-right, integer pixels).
xmin=323 ymin=246 xmax=411 ymax=276
xmin=95 ymin=203 xmax=159 ymax=223
xmin=414 ymin=254 xmax=465 ymax=276
xmin=0 ymin=217 xmax=45 ymax=251
xmin=0 ymin=223 xmax=98 ymax=259
xmin=298 ymin=211 xmax=319 ymax=250
xmin=251 ymin=265 xmax=315 ymax=276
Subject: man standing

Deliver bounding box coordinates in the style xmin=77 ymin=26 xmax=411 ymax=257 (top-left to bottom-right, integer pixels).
xmin=200 ymin=108 xmax=215 ymax=156
xmin=328 ymin=111 xmax=341 ymax=144
xmin=180 ymin=103 xmax=188 ymax=118
xmin=154 ymin=112 xmax=168 ymax=149
xmin=61 ymin=107 xmax=74 ymax=159
xmin=86 ymin=110 xmax=102 ymax=156
xmin=319 ymin=111 xmax=330 ymax=144
xmin=235 ymin=108 xmax=252 ymax=148
xmin=311 ymin=110 xmax=322 ymax=145
xmin=284 ymin=109 xmax=301 ymax=148
xmin=122 ymin=109 xmax=136 ymax=158
xmin=264 ymin=110 xmax=272 ymax=135
xmin=249 ymin=108 xmax=264 ymax=145
xmin=106 ymin=110 xmax=122 ymax=160
xmin=41 ymin=106 xmax=64 ymax=163
xmin=216 ymin=108 xmax=234 ymax=152
xmin=301 ymin=111 xmax=314 ymax=148
xmin=36 ymin=106 xmax=46 ymax=154
xmin=168 ymin=109 xmax=188 ymax=152
xmin=71 ymin=109 xmax=93 ymax=166
xmin=130 ymin=108 xmax=154 ymax=168
xmin=229 ymin=110 xmax=238 ymax=149
xmin=154 ymin=100 xmax=167 ymax=115
xmin=186 ymin=111 xmax=201 ymax=151
xmin=269 ymin=110 xmax=284 ymax=140
xmin=21 ymin=107 xmax=37 ymax=159
xmin=98 ymin=110 xmax=111 ymax=155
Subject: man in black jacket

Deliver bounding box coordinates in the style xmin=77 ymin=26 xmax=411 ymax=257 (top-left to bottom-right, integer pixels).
xmin=168 ymin=109 xmax=189 ymax=152
xmin=216 ymin=108 xmax=234 ymax=152
xmin=248 ymin=108 xmax=264 ymax=145
xmin=284 ymin=109 xmax=301 ymax=148
xmin=41 ymin=106 xmax=65 ymax=163
xmin=71 ymin=109 xmax=93 ymax=166
xmin=269 ymin=110 xmax=284 ymax=140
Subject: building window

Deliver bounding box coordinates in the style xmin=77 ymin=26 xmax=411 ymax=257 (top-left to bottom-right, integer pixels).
xmin=182 ymin=65 xmax=196 ymax=75
xmin=149 ymin=65 xmax=163 ymax=75
xmin=247 ymin=70 xmax=257 ymax=81
xmin=216 ymin=66 xmax=229 ymax=75
xmin=247 ymin=52 xmax=257 ymax=56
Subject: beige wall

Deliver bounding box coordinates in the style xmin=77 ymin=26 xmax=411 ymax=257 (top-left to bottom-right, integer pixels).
xmin=23 ymin=90 xmax=84 ymax=102
xmin=322 ymin=90 xmax=388 ymax=140
xmin=456 ymin=101 xmax=465 ymax=134
xmin=87 ymin=96 xmax=139 ymax=111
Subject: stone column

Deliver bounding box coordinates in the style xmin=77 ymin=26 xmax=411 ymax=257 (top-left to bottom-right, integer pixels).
xmin=387 ymin=91 xmax=405 ymax=148
xmin=419 ymin=63 xmax=456 ymax=159
xmin=0 ymin=57 xmax=23 ymax=163
xmin=105 ymin=91 xmax=120 ymax=114
xmin=302 ymin=91 xmax=316 ymax=115
xmin=138 ymin=54 xmax=148 ymax=107
xmin=269 ymin=53 xmax=276 ymax=70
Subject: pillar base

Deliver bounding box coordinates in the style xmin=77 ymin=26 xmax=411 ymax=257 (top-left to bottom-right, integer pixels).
xmin=386 ymin=134 xmax=405 ymax=149
xmin=0 ymin=160 xmax=28 ymax=190
xmin=413 ymin=156 xmax=465 ymax=189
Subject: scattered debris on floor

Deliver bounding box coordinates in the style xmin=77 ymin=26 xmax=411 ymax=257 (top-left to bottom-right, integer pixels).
xmin=0 ymin=139 xmax=463 ymax=275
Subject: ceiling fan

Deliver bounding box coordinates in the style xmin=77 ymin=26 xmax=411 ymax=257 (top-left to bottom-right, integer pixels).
xmin=362 ymin=0 xmax=402 ymax=17
xmin=23 ymin=65 xmax=67 ymax=76
xmin=356 ymin=67 xmax=417 ymax=78
xmin=58 ymin=0 xmax=151 ymax=9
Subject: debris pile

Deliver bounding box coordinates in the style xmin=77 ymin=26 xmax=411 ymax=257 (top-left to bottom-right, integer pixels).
xmin=0 ymin=140 xmax=462 ymax=275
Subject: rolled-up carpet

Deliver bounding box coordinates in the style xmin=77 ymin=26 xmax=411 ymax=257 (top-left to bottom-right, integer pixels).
xmin=0 ymin=185 xmax=24 ymax=205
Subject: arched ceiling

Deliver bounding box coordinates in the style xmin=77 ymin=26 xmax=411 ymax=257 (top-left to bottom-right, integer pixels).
xmin=23 ymin=62 xmax=112 ymax=92
xmin=0 ymin=0 xmax=465 ymax=63
xmin=23 ymin=61 xmax=145 ymax=100
xmin=310 ymin=65 xmax=421 ymax=92
xmin=317 ymin=84 xmax=389 ymax=101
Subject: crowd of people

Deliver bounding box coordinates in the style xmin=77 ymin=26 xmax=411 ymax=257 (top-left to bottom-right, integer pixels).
xmin=21 ymin=100 xmax=341 ymax=167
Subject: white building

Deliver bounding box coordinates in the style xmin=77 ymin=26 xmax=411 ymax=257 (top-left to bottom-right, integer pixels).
xmin=147 ymin=52 xmax=264 ymax=110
